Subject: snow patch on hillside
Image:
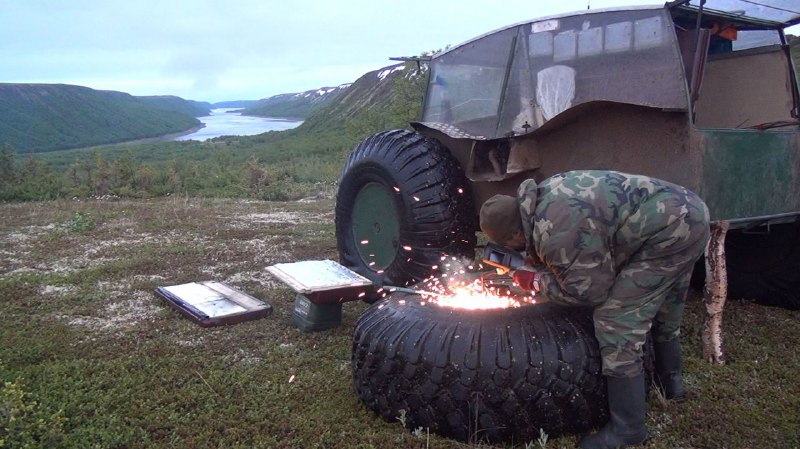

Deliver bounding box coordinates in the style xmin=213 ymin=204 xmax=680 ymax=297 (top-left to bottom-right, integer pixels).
xmin=377 ymin=66 xmax=404 ymax=80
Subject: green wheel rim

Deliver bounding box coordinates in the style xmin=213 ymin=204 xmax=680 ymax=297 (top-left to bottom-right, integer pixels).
xmin=352 ymin=182 xmax=400 ymax=271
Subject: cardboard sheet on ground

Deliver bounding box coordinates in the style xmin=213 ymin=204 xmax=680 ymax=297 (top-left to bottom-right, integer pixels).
xmin=155 ymin=281 xmax=271 ymax=327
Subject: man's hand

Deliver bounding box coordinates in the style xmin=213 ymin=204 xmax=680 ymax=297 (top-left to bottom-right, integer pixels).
xmin=512 ymin=267 xmax=542 ymax=292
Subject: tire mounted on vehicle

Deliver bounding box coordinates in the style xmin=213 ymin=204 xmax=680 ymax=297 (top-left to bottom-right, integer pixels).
xmin=335 ymin=130 xmax=476 ymax=296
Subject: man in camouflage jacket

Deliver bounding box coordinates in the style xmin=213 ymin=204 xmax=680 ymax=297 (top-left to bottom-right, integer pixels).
xmin=479 ymin=170 xmax=710 ymax=449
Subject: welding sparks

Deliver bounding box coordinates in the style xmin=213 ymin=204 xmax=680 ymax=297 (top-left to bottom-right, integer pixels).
xmin=375 ymin=257 xmax=537 ymax=310
xmin=413 ymin=275 xmax=536 ymax=310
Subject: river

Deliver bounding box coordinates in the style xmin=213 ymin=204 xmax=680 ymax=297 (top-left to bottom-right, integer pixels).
xmin=174 ymin=108 xmax=303 ymax=141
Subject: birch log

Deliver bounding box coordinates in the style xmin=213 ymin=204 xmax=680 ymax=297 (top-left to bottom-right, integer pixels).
xmin=703 ymin=220 xmax=729 ymax=365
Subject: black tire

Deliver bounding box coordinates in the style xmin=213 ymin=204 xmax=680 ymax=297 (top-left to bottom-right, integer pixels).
xmin=335 ymin=130 xmax=476 ymax=295
xmin=352 ymin=293 xmax=622 ymax=443
xmin=691 ymin=222 xmax=800 ymax=310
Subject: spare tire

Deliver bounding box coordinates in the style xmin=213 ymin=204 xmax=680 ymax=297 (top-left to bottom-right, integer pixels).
xmin=335 ymin=130 xmax=476 ymax=294
xmin=352 ymin=293 xmax=650 ymax=443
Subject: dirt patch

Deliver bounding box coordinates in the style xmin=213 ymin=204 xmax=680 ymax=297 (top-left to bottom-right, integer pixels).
xmin=39 ymin=284 xmax=79 ymax=296
xmin=227 ymin=210 xmax=334 ymax=229
xmin=60 ymin=290 xmax=160 ymax=333
xmin=1 ymin=197 xmax=335 ymax=340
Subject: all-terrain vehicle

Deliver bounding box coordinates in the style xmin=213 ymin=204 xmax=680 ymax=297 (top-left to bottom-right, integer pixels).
xmin=336 ymin=0 xmax=800 ymax=308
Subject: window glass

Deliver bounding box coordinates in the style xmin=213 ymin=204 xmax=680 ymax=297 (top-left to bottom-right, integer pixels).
xmin=528 ymin=31 xmax=553 ymax=57
xmin=499 ymin=9 xmax=687 ymax=137
xmin=683 ymin=0 xmax=800 ymax=26
xmin=605 ymin=21 xmax=633 ymax=53
xmin=554 ymin=30 xmax=578 ymax=61
xmin=732 ymin=29 xmax=782 ymax=50
xmin=578 ymin=25 xmax=604 ymax=57
xmin=422 ymin=28 xmax=516 ymax=138
xmin=424 ymin=8 xmax=688 ymax=139
xmin=634 ymin=16 xmax=665 ymax=49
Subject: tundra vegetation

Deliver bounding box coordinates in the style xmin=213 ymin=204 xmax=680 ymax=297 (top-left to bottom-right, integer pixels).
xmin=0 ymin=197 xmax=798 ymax=449
xmin=1 ymin=50 xmax=799 ymax=448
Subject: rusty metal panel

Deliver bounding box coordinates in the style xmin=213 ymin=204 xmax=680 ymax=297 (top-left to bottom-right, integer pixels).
xmin=699 ymin=129 xmax=800 ymax=221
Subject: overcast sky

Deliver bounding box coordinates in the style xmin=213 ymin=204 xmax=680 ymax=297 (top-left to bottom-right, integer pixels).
xmin=1 ymin=1 xmax=796 ymax=103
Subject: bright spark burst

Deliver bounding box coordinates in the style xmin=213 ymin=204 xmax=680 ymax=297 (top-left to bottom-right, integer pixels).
xmin=416 ymin=275 xmax=535 ymax=310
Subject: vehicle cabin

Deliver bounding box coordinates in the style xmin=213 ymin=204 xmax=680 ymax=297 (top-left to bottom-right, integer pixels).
xmin=412 ymin=0 xmax=800 ymax=226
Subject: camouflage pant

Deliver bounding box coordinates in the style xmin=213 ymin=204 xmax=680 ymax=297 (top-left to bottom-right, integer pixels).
xmin=593 ymin=197 xmax=710 ymax=377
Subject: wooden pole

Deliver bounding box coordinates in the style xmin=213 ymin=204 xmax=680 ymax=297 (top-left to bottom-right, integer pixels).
xmin=703 ymin=220 xmax=729 ymax=365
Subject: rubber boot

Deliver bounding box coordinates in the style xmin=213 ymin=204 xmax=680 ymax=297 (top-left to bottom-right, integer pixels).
xmin=578 ymin=374 xmax=649 ymax=449
xmin=654 ymin=339 xmax=686 ymax=400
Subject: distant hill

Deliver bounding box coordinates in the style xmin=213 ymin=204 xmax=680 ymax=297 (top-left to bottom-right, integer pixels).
xmin=138 ymin=96 xmax=211 ymax=117
xmin=212 ymin=100 xmax=259 ymax=109
xmin=0 ymin=84 xmax=210 ymax=153
xmin=242 ymin=84 xmax=351 ymax=119
xmin=297 ymin=63 xmax=426 ymax=135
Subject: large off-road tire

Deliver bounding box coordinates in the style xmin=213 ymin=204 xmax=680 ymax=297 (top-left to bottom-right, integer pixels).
xmin=691 ymin=221 xmax=800 ymax=310
xmin=352 ymin=293 xmax=621 ymax=443
xmin=336 ymin=130 xmax=476 ymax=294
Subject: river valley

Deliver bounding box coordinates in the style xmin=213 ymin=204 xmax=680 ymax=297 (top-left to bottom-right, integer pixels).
xmin=175 ymin=108 xmax=303 ymax=141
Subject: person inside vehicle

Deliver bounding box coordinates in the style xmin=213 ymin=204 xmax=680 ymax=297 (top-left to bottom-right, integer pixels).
xmin=479 ymin=170 xmax=710 ymax=449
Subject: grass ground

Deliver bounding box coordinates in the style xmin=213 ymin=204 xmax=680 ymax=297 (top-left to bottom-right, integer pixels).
xmin=1 ymin=197 xmax=798 ymax=449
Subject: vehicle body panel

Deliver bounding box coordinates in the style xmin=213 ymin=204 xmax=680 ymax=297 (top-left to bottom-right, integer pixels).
xmin=698 ymin=129 xmax=800 ymax=221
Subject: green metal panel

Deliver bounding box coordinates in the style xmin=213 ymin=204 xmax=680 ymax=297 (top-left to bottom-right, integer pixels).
xmin=700 ymin=129 xmax=800 ymax=221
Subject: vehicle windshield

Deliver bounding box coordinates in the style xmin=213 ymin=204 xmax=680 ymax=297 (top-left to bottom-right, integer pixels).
xmin=421 ymin=8 xmax=687 ymax=139
xmin=422 ymin=28 xmax=516 ymax=139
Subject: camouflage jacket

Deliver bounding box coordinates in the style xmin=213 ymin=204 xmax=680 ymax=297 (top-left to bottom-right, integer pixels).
xmin=518 ymin=170 xmax=709 ymax=306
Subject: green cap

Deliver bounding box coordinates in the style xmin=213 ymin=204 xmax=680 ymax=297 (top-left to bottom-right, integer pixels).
xmin=479 ymin=194 xmax=522 ymax=244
